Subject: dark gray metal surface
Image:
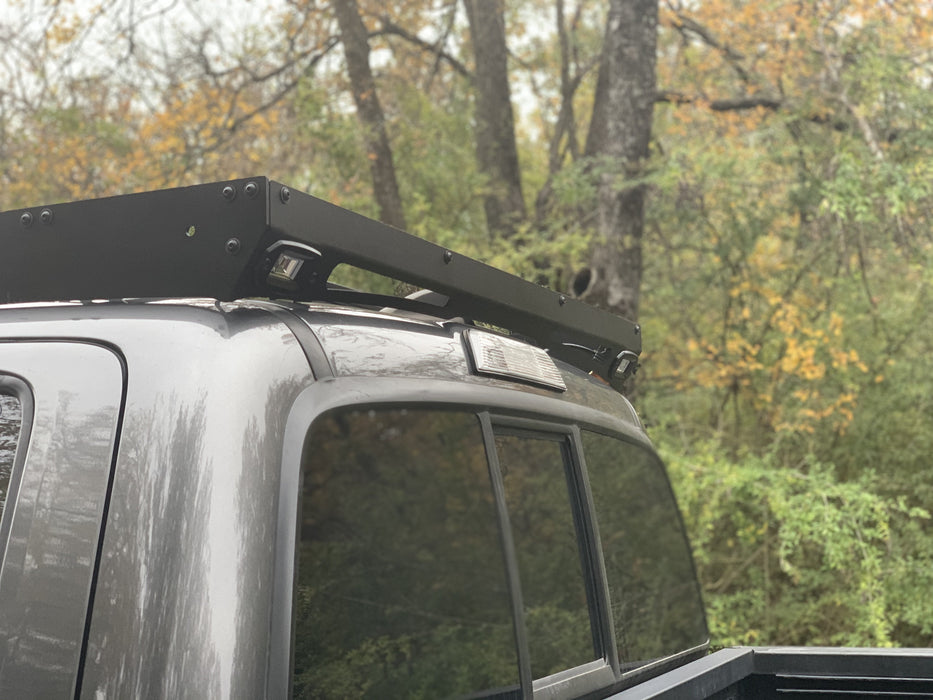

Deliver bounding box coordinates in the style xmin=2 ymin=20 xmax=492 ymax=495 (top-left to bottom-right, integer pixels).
xmin=750 ymin=646 xmax=933 ymax=697
xmin=0 ymin=342 xmax=124 ymax=699
xmin=607 ymin=647 xmax=755 ymax=699
xmin=1 ymin=181 xmax=269 ymax=304
xmin=0 ymin=177 xmax=641 ymax=386
xmin=750 ymin=645 xmax=933 ymax=677
xmin=292 ymin=305 xmax=645 ymax=428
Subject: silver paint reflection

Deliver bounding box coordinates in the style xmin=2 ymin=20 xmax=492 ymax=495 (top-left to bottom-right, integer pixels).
xmin=0 ymin=342 xmax=124 ymax=699
xmin=310 ymin=320 xmax=467 ymax=379
xmin=77 ymin=309 xmax=313 ymax=699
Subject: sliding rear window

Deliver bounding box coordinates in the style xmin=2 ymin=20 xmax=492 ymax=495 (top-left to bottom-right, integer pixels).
xmin=495 ymin=431 xmax=599 ymax=680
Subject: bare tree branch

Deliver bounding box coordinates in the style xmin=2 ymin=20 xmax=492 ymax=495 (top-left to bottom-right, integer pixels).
xmin=665 ymin=2 xmax=751 ymax=86
xmin=656 ymin=91 xmax=782 ymax=111
xmin=816 ymin=13 xmax=884 ymax=161
xmin=371 ymin=16 xmax=472 ymax=80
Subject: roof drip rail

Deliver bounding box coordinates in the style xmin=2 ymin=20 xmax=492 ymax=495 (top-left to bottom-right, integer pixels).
xmin=0 ymin=177 xmax=641 ymax=389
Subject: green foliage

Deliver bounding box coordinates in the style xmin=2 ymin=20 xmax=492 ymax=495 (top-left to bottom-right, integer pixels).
xmin=644 ymin=77 xmax=933 ymax=643
xmin=665 ymin=444 xmax=932 ymax=647
xmin=389 ymin=86 xmax=488 ymax=249
xmin=290 ymin=79 xmax=377 ymax=217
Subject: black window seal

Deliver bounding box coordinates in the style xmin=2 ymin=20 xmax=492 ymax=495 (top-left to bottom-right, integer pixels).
xmin=485 ymin=414 xmax=619 ymax=699
xmin=479 ymin=412 xmax=534 ymax=700
xmin=566 ymin=424 xmax=621 ymax=678
xmin=0 ymin=374 xmax=34 ymax=566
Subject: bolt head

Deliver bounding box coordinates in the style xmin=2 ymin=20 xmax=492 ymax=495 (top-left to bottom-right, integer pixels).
xmin=222 ymin=185 xmax=236 ymax=201
xmin=225 ymin=238 xmax=242 ymax=255
xmin=19 ymin=212 xmax=33 ymax=227
xmin=40 ymin=209 xmax=53 ymax=224
xmin=279 ymin=186 xmax=291 ymax=204
xmin=244 ymin=182 xmax=258 ymax=198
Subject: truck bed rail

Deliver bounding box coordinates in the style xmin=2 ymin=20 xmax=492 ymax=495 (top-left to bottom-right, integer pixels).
xmin=611 ymin=647 xmax=933 ymax=699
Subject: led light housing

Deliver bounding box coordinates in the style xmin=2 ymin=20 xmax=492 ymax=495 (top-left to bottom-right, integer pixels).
xmin=263 ymin=241 xmax=322 ymax=292
xmin=269 ymin=253 xmax=304 ymax=286
xmin=610 ymin=350 xmax=640 ymax=385
xmin=466 ymin=329 xmax=566 ymax=391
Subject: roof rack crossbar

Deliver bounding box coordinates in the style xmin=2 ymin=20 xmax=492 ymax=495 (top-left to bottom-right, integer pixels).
xmin=1 ymin=177 xmax=641 ymax=388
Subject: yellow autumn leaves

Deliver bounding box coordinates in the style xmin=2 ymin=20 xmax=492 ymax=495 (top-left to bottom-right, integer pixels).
xmin=678 ymin=234 xmax=870 ymax=437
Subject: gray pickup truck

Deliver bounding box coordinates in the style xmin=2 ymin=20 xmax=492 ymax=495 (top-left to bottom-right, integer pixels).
xmin=1 ymin=178 xmax=931 ymax=699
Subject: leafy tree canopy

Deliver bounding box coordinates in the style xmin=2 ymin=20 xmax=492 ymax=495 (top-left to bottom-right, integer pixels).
xmin=4 ymin=0 xmax=933 ymax=647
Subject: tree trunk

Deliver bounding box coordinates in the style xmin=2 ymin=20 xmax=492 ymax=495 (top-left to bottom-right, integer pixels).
xmin=583 ymin=17 xmax=612 ymax=159
xmin=332 ymin=0 xmax=407 ymax=230
xmin=462 ymin=0 xmax=526 ymax=237
xmin=579 ymin=0 xmax=658 ymax=325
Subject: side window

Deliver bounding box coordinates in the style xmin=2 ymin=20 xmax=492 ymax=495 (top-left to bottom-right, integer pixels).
xmin=495 ymin=433 xmax=596 ymax=680
xmin=582 ymin=431 xmax=708 ymax=670
xmin=293 ymin=409 xmax=520 ymax=700
xmin=0 ymin=392 xmax=22 ymax=518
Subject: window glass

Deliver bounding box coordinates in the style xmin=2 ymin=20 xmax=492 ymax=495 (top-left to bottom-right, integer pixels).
xmin=496 ymin=433 xmax=596 ymax=679
xmin=582 ymin=432 xmax=708 ymax=670
xmin=293 ymin=409 xmax=519 ymax=700
xmin=0 ymin=394 xmax=22 ymax=518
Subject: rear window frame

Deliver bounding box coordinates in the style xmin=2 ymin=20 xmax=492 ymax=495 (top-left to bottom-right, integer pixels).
xmin=483 ymin=415 xmax=619 ymax=698
xmin=0 ymin=374 xmax=33 ymax=563
xmin=278 ymin=375 xmax=710 ymax=699
xmin=580 ymin=427 xmax=710 ymax=677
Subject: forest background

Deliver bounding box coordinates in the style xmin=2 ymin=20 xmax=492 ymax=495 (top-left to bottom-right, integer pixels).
xmin=4 ymin=0 xmax=933 ymax=648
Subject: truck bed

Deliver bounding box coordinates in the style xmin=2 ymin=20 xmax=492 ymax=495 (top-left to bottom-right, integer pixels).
xmin=612 ymin=647 xmax=933 ymax=699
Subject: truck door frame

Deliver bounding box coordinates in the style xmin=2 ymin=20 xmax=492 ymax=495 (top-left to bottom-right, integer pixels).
xmin=0 ymin=341 xmax=125 ymax=698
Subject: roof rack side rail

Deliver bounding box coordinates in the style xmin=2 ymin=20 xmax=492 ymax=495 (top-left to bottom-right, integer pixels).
xmin=0 ymin=177 xmax=641 ymax=388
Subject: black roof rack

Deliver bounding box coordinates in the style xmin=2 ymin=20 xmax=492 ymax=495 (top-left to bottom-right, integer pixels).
xmin=1 ymin=177 xmax=640 ymax=387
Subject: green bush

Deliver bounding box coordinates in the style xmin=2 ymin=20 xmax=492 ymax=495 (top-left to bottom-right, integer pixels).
xmin=663 ymin=444 xmax=932 ymax=647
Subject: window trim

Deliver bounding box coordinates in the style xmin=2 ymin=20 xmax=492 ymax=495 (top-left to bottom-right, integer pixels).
xmin=486 ymin=415 xmax=619 ymax=699
xmin=0 ymin=374 xmax=34 ymax=564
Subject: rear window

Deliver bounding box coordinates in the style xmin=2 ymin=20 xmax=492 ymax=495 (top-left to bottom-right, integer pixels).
xmin=293 ymin=409 xmax=520 ymax=700
xmin=0 ymin=393 xmax=22 ymax=518
xmin=291 ymin=408 xmax=708 ymax=698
